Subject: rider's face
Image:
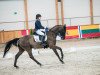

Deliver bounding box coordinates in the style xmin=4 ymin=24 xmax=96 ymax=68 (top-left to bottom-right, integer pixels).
xmin=39 ymin=17 xmax=41 ymax=20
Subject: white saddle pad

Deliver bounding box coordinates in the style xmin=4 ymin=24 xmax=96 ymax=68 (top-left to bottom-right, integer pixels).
xmin=33 ymin=35 xmax=47 ymax=42
xmin=33 ymin=35 xmax=61 ymax=42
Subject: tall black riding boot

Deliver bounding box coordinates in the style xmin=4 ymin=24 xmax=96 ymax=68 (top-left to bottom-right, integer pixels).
xmin=41 ymin=35 xmax=46 ymax=47
xmin=41 ymin=36 xmax=45 ymax=42
xmin=41 ymin=36 xmax=48 ymax=48
xmin=40 ymin=35 xmax=48 ymax=48
xmin=39 ymin=35 xmax=45 ymax=42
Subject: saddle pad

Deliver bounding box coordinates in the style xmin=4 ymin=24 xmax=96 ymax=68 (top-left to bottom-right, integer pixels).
xmin=33 ymin=35 xmax=61 ymax=42
xmin=33 ymin=35 xmax=47 ymax=42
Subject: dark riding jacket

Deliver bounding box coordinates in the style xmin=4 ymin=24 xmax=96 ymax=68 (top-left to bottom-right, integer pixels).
xmin=35 ymin=19 xmax=44 ymax=30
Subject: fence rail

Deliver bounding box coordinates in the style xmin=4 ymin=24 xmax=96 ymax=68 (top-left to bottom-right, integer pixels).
xmin=0 ymin=24 xmax=100 ymax=43
xmin=0 ymin=16 xmax=100 ymax=31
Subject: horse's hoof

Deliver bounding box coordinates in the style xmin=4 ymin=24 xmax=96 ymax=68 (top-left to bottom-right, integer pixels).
xmin=16 ymin=66 xmax=19 ymax=69
xmin=61 ymin=61 xmax=65 ymax=64
xmin=40 ymin=64 xmax=43 ymax=67
xmin=14 ymin=66 xmax=19 ymax=69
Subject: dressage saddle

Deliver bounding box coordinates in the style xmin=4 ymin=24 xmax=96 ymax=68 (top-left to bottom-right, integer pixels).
xmin=33 ymin=31 xmax=48 ymax=49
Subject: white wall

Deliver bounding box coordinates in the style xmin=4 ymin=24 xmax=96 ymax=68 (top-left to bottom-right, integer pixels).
xmin=63 ymin=0 xmax=91 ymax=26
xmin=0 ymin=0 xmax=25 ymax=31
xmin=27 ymin=0 xmax=56 ymax=28
xmin=93 ymin=0 xmax=100 ymax=24
xmin=0 ymin=0 xmax=56 ymax=30
xmin=0 ymin=0 xmax=100 ymax=31
xmin=63 ymin=0 xmax=100 ymax=26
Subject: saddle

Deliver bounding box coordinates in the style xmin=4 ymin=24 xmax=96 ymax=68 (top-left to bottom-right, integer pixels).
xmin=32 ymin=29 xmax=48 ymax=48
xmin=33 ymin=32 xmax=46 ymax=41
xmin=32 ymin=28 xmax=49 ymax=41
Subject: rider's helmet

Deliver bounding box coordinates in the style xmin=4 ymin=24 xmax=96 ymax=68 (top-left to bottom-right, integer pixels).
xmin=36 ymin=14 xmax=41 ymax=19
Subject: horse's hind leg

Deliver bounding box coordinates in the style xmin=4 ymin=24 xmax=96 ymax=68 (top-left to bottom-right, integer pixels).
xmin=14 ymin=46 xmax=24 ymax=68
xmin=27 ymin=49 xmax=42 ymax=66
xmin=52 ymin=49 xmax=64 ymax=64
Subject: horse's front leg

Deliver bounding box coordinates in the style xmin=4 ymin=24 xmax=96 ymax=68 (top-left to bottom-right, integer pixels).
xmin=52 ymin=48 xmax=64 ymax=64
xmin=54 ymin=46 xmax=64 ymax=60
xmin=50 ymin=45 xmax=64 ymax=64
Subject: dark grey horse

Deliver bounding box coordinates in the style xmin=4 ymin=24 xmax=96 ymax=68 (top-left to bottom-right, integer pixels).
xmin=3 ymin=25 xmax=66 ymax=68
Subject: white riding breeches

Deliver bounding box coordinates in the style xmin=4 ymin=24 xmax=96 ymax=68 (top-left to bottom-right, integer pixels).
xmin=36 ymin=29 xmax=45 ymax=36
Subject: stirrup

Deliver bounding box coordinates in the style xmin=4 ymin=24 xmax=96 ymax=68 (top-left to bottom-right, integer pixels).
xmin=41 ymin=42 xmax=48 ymax=48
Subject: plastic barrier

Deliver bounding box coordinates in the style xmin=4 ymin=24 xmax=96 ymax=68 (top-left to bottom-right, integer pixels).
xmin=21 ymin=29 xmax=30 ymax=36
xmin=0 ymin=24 xmax=100 ymax=43
xmin=65 ymin=26 xmax=80 ymax=39
xmin=80 ymin=24 xmax=100 ymax=38
xmin=65 ymin=24 xmax=100 ymax=39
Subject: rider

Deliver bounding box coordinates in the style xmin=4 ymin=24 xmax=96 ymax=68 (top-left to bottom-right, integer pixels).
xmin=35 ymin=14 xmax=46 ymax=47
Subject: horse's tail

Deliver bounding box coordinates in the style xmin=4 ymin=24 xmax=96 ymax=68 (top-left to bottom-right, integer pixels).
xmin=3 ymin=38 xmax=19 ymax=58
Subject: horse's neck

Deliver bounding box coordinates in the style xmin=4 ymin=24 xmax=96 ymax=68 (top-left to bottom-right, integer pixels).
xmin=50 ymin=27 xmax=59 ymax=35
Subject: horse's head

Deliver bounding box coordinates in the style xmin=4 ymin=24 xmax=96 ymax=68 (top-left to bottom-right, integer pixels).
xmin=49 ymin=25 xmax=66 ymax=40
xmin=58 ymin=25 xmax=66 ymax=40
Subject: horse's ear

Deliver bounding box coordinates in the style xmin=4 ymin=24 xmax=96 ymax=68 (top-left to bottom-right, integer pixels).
xmin=64 ymin=24 xmax=66 ymax=27
xmin=63 ymin=24 xmax=66 ymax=29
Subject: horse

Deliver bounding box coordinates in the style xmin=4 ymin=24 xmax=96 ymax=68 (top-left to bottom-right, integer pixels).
xmin=3 ymin=25 xmax=66 ymax=68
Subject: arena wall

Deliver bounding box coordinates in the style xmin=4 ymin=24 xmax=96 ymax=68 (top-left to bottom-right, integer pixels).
xmin=0 ymin=24 xmax=100 ymax=43
xmin=0 ymin=0 xmax=100 ymax=43
xmin=65 ymin=24 xmax=100 ymax=39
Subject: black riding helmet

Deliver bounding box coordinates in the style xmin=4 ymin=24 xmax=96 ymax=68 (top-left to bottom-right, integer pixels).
xmin=36 ymin=14 xmax=41 ymax=19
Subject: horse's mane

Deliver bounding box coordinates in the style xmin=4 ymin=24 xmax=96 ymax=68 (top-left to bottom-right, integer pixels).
xmin=49 ymin=25 xmax=62 ymax=31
